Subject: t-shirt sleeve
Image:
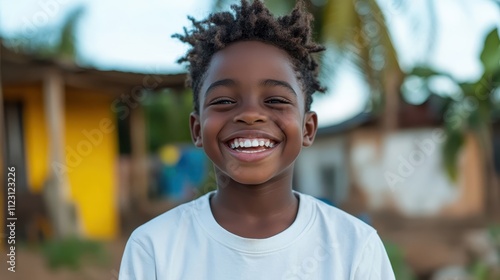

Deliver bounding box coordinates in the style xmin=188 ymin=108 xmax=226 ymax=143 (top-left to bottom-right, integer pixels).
xmin=352 ymin=232 xmax=395 ymax=280
xmin=119 ymin=237 xmax=156 ymax=280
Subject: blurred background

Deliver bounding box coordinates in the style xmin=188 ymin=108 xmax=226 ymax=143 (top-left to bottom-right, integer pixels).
xmin=0 ymin=0 xmax=499 ymax=279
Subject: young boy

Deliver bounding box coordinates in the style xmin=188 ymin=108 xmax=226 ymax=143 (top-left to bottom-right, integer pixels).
xmin=119 ymin=1 xmax=395 ymax=279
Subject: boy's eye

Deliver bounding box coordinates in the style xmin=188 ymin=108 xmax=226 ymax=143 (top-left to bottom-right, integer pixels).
xmin=265 ymin=97 xmax=291 ymax=104
xmin=209 ymin=98 xmax=236 ymax=105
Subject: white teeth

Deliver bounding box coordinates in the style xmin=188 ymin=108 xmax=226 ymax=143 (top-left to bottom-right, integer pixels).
xmin=240 ymin=148 xmax=266 ymax=153
xmin=244 ymin=140 xmax=251 ymax=147
xmin=228 ymin=138 xmax=277 ymax=150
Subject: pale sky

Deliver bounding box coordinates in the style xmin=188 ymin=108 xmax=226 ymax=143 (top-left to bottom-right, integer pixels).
xmin=0 ymin=0 xmax=499 ymax=127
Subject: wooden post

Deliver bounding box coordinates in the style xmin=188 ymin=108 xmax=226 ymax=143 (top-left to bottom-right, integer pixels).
xmin=130 ymin=104 xmax=149 ymax=210
xmin=43 ymin=68 xmax=79 ymax=238
xmin=44 ymin=69 xmax=66 ymax=174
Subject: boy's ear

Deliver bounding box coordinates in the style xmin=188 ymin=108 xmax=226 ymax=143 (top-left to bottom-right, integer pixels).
xmin=190 ymin=112 xmax=203 ymax=147
xmin=302 ymin=111 xmax=318 ymax=147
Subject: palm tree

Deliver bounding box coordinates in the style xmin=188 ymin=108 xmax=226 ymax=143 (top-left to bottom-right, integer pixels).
xmin=409 ymin=28 xmax=500 ymax=218
xmin=213 ymin=0 xmax=405 ymax=131
xmin=4 ymin=6 xmax=84 ymax=62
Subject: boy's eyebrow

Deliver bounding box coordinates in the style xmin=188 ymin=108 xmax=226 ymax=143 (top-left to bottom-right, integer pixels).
xmin=205 ymin=79 xmax=236 ymax=97
xmin=260 ymin=79 xmax=297 ymax=96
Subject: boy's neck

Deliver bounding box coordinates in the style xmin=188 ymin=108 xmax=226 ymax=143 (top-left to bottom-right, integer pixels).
xmin=209 ymin=173 xmax=299 ymax=238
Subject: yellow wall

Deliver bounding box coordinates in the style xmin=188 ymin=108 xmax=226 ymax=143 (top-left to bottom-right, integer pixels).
xmin=3 ymin=84 xmax=118 ymax=239
xmin=65 ymin=88 xmax=118 ymax=239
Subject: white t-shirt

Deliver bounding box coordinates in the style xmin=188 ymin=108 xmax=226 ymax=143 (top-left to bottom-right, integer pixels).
xmin=119 ymin=191 xmax=395 ymax=279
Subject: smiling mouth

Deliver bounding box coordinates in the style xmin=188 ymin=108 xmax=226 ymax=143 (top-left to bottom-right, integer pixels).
xmin=226 ymin=138 xmax=278 ymax=153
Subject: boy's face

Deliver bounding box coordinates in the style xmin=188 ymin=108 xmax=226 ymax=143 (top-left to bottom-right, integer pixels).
xmin=190 ymin=41 xmax=317 ymax=186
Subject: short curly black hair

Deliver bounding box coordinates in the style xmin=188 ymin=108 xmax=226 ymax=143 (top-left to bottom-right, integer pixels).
xmin=173 ymin=0 xmax=325 ymax=113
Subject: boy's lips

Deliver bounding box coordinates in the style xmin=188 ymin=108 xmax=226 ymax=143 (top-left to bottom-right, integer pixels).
xmin=227 ymin=138 xmax=277 ymax=149
xmin=221 ymin=130 xmax=282 ymax=162
xmin=223 ymin=142 xmax=280 ymax=162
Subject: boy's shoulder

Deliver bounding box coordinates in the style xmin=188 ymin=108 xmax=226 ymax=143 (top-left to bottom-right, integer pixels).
xmin=297 ymin=191 xmax=376 ymax=238
xmin=127 ymin=195 xmax=202 ymax=245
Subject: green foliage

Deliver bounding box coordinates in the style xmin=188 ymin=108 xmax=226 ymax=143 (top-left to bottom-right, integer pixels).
xmin=41 ymin=236 xmax=109 ymax=270
xmin=4 ymin=6 xmax=85 ymax=61
xmin=142 ymin=89 xmax=193 ymax=152
xmin=490 ymin=224 xmax=500 ymax=244
xmin=467 ymin=224 xmax=500 ymax=280
xmin=384 ymin=241 xmax=416 ymax=280
xmin=470 ymin=261 xmax=490 ymax=280
xmin=56 ymin=6 xmax=85 ymax=60
xmin=480 ymin=28 xmax=500 ymax=76
xmin=406 ymin=27 xmax=500 ymax=181
xmin=442 ymin=129 xmax=465 ymax=181
xmin=409 ymin=67 xmax=449 ymax=79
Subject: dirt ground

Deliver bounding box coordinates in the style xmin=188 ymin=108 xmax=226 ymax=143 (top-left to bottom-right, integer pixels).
xmin=0 ymin=237 xmax=128 ymax=280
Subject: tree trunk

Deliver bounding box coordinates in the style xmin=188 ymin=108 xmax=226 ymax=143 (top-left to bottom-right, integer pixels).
xmin=381 ymin=67 xmax=404 ymax=132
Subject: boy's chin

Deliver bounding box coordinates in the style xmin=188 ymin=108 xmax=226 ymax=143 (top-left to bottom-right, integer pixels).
xmin=214 ymin=162 xmax=294 ymax=188
xmin=234 ymin=176 xmax=269 ymax=187
xmin=233 ymin=176 xmax=271 ymax=186
xmin=217 ymin=171 xmax=274 ymax=188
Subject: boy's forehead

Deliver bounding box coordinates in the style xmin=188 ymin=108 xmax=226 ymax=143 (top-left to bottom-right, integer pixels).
xmin=203 ymin=41 xmax=299 ymax=87
xmin=214 ymin=41 xmax=289 ymax=58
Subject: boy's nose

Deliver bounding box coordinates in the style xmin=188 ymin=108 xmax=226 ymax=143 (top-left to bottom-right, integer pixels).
xmin=233 ymin=103 xmax=267 ymax=125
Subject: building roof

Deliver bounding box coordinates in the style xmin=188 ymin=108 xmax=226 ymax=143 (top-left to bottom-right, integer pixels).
xmin=0 ymin=44 xmax=186 ymax=93
xmin=317 ymin=112 xmax=374 ymax=137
